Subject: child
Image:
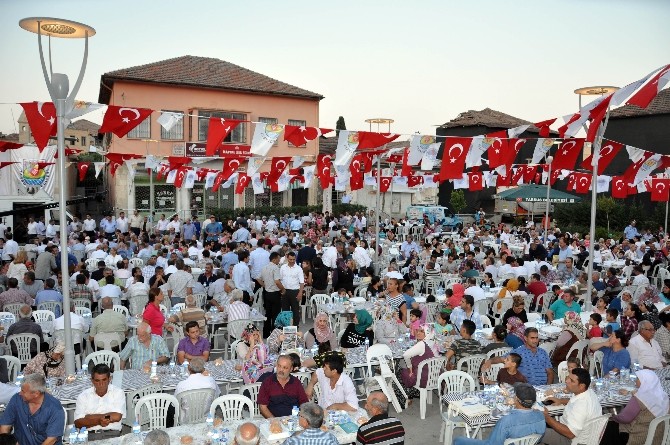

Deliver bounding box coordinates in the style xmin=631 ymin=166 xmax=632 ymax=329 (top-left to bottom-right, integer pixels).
xmin=434 ymin=311 xmax=452 ymax=336
xmin=604 ymin=308 xmax=621 ymax=337
xmin=481 ymin=352 xmax=527 ymax=385
xmin=336 ymin=288 xmax=348 ymax=300
xmin=586 ymin=313 xmax=603 ymax=339
xmin=408 ymin=308 xmax=423 ymax=339
xmin=566 ymin=357 xmax=581 ymax=372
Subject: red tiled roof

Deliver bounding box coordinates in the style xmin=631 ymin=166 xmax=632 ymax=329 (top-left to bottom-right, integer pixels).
xmin=440 ymin=108 xmax=558 ymax=135
xmin=609 ymin=88 xmax=670 ymax=118
xmin=67 ymin=119 xmax=100 ymax=133
xmin=99 ymin=56 xmax=323 ymax=103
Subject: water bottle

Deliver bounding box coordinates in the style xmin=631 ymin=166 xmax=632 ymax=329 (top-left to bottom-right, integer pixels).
xmin=289 ymin=405 xmax=299 ymax=432
xmin=182 ymin=360 xmax=189 ymax=377
xmin=220 ymin=428 xmax=229 ymax=445
xmin=81 ymin=363 xmax=89 ymax=379
xmin=364 ymin=338 xmax=370 ymax=351
xmin=169 ymin=359 xmax=176 ymax=376
xmin=68 ymin=426 xmax=78 ymax=444
xmin=15 ymin=372 xmax=24 ymax=387
xmin=78 ymin=427 xmax=88 ymax=445
xmin=132 ymin=421 xmax=142 ymax=445
xmin=150 ymin=360 xmax=157 ymax=378
xmin=206 ymin=413 xmax=214 ymax=439
xmin=211 ymin=429 xmax=220 ymax=445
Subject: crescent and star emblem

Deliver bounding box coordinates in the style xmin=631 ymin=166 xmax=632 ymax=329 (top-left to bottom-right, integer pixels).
xmin=448 ymin=143 xmax=464 ymax=163
xmin=119 ymin=108 xmax=140 ymax=124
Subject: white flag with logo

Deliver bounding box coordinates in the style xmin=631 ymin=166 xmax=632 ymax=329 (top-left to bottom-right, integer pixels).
xmin=252 ymin=173 xmax=264 ymax=194
xmin=531 ymin=138 xmax=555 ymax=164
xmin=125 ymin=160 xmax=136 ymax=180
xmin=302 ymin=165 xmax=315 ymax=188
xmin=423 ymin=175 xmax=438 ymax=188
xmin=465 ymin=136 xmax=488 ymax=168
xmin=205 ymin=171 xmax=218 ymax=189
xmin=165 ymin=169 xmax=177 ymax=184
xmin=634 ymin=153 xmax=662 ymax=185
xmin=293 ymin=156 xmax=305 ymax=169
xmin=222 ymin=172 xmax=238 ymax=188
xmin=364 ymin=175 xmax=377 ymax=187
xmin=157 ymin=111 xmax=183 ymax=132
xmin=408 ymin=135 xmax=439 ymax=166
xmin=452 ymin=174 xmax=469 ymax=189
xmin=508 ymin=125 xmax=530 ymax=138
xmin=335 ymin=175 xmax=348 ymax=191
xmin=64 ymin=101 xmax=104 ymax=126
xmin=145 ymin=155 xmax=162 ymax=171
xmin=393 ymin=176 xmax=408 ymax=187
xmin=277 ymin=169 xmax=291 ymax=192
xmin=250 ymin=122 xmax=284 ymax=156
xmin=421 ymin=143 xmax=440 ymax=170
xmin=184 ymin=169 xmax=197 ymax=189
xmin=596 ymin=175 xmax=611 ymax=193
xmin=334 ymin=131 xmax=359 ymax=166
xmin=246 ymin=157 xmax=265 ymax=177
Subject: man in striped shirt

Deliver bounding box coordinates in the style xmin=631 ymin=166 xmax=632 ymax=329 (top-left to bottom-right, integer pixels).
xmin=356 ymin=392 xmax=405 ymax=445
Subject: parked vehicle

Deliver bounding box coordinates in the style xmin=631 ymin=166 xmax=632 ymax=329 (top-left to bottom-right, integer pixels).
xmin=406 ymin=205 xmax=462 ymax=230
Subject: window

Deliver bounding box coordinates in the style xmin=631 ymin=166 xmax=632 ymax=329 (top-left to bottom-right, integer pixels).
xmin=259 ymin=117 xmax=278 ymax=146
xmin=127 ymin=117 xmax=151 ymax=139
xmin=197 ymin=111 xmax=247 ymax=143
xmin=81 ymin=136 xmax=86 ymax=147
xmin=332 ymin=190 xmax=345 ymax=205
xmin=160 ymin=110 xmax=184 ymax=140
xmin=287 ymin=119 xmax=307 ymax=147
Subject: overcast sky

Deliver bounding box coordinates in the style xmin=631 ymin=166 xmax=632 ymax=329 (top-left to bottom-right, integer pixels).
xmin=1 ymin=0 xmax=668 ymax=145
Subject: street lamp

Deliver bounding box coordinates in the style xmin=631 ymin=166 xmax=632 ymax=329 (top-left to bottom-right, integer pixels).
xmin=19 ymin=17 xmax=95 ymax=376
xmin=544 ymin=155 xmax=553 ymax=248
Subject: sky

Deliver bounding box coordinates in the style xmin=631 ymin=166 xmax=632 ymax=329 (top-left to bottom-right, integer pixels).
xmin=1 ymin=0 xmax=669 ymax=142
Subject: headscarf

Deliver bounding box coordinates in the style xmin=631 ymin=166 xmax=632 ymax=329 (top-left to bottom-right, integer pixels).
xmin=447 ymin=284 xmax=465 ymax=308
xmin=275 ymin=311 xmax=293 ymax=329
xmin=499 ymin=278 xmax=519 ymax=298
xmin=241 ymin=323 xmax=258 ymax=344
xmin=635 ymin=369 xmax=670 ymax=417
xmin=354 ymin=309 xmax=373 ymax=334
xmin=507 ymin=316 xmax=526 ymax=341
xmin=563 ymin=311 xmax=586 ymax=340
xmin=313 ymin=312 xmax=333 ymax=344
xmin=43 ymin=342 xmax=65 ymax=377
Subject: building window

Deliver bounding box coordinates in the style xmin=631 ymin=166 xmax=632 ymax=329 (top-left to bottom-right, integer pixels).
xmin=160 ymin=110 xmax=184 ymax=141
xmin=127 ymin=118 xmax=151 ymax=139
xmin=259 ymin=117 xmax=278 ymax=146
xmin=197 ymin=111 xmax=247 ymax=143
xmin=81 ymin=136 xmax=86 ymax=147
xmin=332 ymin=190 xmax=345 ymax=205
xmin=287 ymin=119 xmax=307 ymax=147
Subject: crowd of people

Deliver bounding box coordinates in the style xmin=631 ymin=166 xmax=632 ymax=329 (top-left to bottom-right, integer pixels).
xmin=0 ymin=210 xmax=669 ymax=444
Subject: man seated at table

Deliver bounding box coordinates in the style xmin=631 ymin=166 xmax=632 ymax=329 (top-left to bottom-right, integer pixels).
xmin=119 ymin=322 xmax=169 ymax=370
xmin=628 ymin=320 xmax=666 ymax=370
xmin=446 ymin=319 xmax=483 ymax=370
xmin=454 ymin=382 xmax=545 ymax=445
xmin=73 ymin=363 xmax=125 ymax=441
xmin=483 ymin=327 xmax=554 ymax=386
xmin=144 ymin=430 xmax=170 ymax=445
xmin=258 ymin=354 xmax=308 ymax=418
xmin=174 ymin=357 xmax=219 ymax=422
xmin=0 ymin=373 xmax=65 ymax=445
xmin=356 ymin=392 xmax=405 ymax=445
xmin=5 ymin=304 xmax=46 ymax=356
xmin=546 ymin=289 xmax=581 ymax=322
xmin=34 ymin=278 xmax=63 ymax=316
xmin=168 ymin=294 xmax=206 ymax=334
xmin=283 ymin=402 xmax=338 ymax=445
xmin=89 ymin=297 xmax=127 ymax=351
xmin=306 ymin=355 xmax=358 ymax=412
xmin=176 ymin=321 xmax=210 ymax=364
xmin=542 ymin=368 xmax=602 ymax=445
xmin=464 ymin=277 xmax=486 ymax=302
xmin=0 ymin=277 xmax=33 ymax=311
xmin=227 ymin=288 xmax=251 ymax=321
xmin=234 ymin=422 xmax=260 ymax=445
xmin=450 ymin=295 xmax=483 ymax=331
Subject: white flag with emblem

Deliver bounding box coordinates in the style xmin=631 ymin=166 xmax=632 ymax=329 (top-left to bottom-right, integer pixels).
xmin=250 ymin=123 xmax=284 ymax=156
xmin=408 ymin=135 xmax=439 ymax=166
xmin=596 ymin=175 xmax=611 ymax=193
xmin=222 ymin=172 xmax=238 ymax=188
xmin=293 ymin=156 xmax=305 ymax=169
xmin=252 ymin=173 xmax=264 ymax=194
xmin=302 ymin=165 xmax=315 ymax=188
xmin=364 ymin=175 xmax=377 ymax=187
xmin=452 ymin=174 xmax=469 ymax=189
xmin=634 ymin=153 xmax=662 ymax=185
xmin=246 ymin=157 xmax=265 ymax=176
xmin=125 ymin=160 xmax=136 ymax=180
xmin=334 ymin=131 xmax=359 ymax=166
xmin=145 ymin=155 xmax=162 ymax=171
xmin=205 ymin=171 xmax=218 ymax=189
xmin=165 ymin=169 xmax=177 ymax=184
xmin=421 ymin=143 xmax=440 ymax=170
xmin=184 ymin=169 xmax=197 ymax=189
xmin=157 ymin=111 xmax=183 ymax=132
xmin=465 ymin=136 xmax=488 ymax=168
xmin=335 ymin=175 xmax=348 ymax=191
xmin=423 ymin=175 xmax=438 ymax=188
xmin=531 ymin=138 xmax=555 ymax=164
xmin=277 ymin=169 xmax=291 ymax=192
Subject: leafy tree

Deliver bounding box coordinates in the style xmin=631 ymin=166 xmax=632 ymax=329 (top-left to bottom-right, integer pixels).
xmin=450 ymin=190 xmax=467 ymax=214
xmin=596 ymin=196 xmax=617 ymax=236
xmin=336 ymin=116 xmax=346 ymax=135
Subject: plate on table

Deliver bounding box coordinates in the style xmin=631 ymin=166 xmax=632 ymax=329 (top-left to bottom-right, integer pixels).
xmin=540 ymin=325 xmax=561 ymax=335
xmin=477 ymin=328 xmax=494 ymax=337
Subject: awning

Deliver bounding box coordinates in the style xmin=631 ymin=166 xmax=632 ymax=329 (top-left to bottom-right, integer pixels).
xmin=493 ymin=185 xmax=582 ymax=204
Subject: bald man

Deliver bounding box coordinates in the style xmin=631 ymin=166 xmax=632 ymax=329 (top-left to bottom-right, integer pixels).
xmin=356 ymin=392 xmax=405 ymax=445
xmin=234 ymin=422 xmax=260 ymax=445
xmin=118 ymin=322 xmax=169 ymax=370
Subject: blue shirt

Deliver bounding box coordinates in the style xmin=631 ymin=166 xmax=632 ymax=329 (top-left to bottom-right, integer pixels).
xmin=454 ymin=408 xmax=545 ymax=445
xmin=511 ymin=344 xmax=552 ymax=386
xmin=403 ymin=293 xmax=416 ymax=308
xmin=221 ymin=252 xmax=239 ymax=276
xmin=0 ymin=392 xmax=65 ymax=445
xmin=34 ymin=289 xmax=63 ymax=317
xmin=601 ymin=346 xmax=631 ymax=374
xmin=505 ymin=335 xmax=524 ymax=349
xmin=549 ymin=299 xmax=581 ymax=320
xmin=283 ymin=427 xmax=339 ymax=445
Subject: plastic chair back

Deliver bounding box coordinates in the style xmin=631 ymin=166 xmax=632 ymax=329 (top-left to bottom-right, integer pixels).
xmin=209 ymin=394 xmax=253 ymax=421
xmin=135 ymin=393 xmax=179 ymax=430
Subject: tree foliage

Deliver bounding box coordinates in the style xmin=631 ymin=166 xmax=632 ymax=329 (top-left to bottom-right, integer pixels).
xmin=336 ymin=116 xmax=346 ymax=134
xmin=450 ymin=190 xmax=467 ymax=214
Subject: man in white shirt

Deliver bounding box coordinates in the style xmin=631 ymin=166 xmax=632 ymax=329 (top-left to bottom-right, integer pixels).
xmin=265 ymin=216 xmax=278 ymax=232
xmin=165 ymin=259 xmax=195 ymax=305
xmin=628 ymin=320 xmax=666 ymax=370
xmin=400 ymin=235 xmax=419 ymax=259
xmin=542 ymin=368 xmax=602 ymax=445
xmin=280 ymin=251 xmax=304 ymax=328
xmin=174 ymin=357 xmax=220 ymax=423
xmin=54 ymin=302 xmax=89 ymax=353
xmin=74 ymin=363 xmax=126 ymax=439
xmin=249 ymin=240 xmax=270 ymax=290
xmin=167 ymin=215 xmax=181 ymax=234
xmin=155 ymin=214 xmax=169 ymax=235
xmin=306 ymin=355 xmax=358 ymax=412
xmin=350 ymin=241 xmax=372 ymax=271
xmin=115 ymin=212 xmax=129 ymax=235
xmin=463 ymin=277 xmax=486 ymax=302
xmin=1 ymin=233 xmax=18 ymax=262
xmin=27 ymin=217 xmax=38 ymax=237
xmin=322 ymin=242 xmax=343 ymax=270
xmin=82 ymin=214 xmax=97 ymax=238
xmin=99 ymin=276 xmax=123 ymax=306
xmin=232 ymin=251 xmax=254 ymax=303
xmin=129 ymin=210 xmax=143 ymax=236
xmin=629 ymin=265 xmax=650 ymax=286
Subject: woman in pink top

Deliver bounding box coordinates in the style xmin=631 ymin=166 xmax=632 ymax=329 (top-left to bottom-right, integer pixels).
xmin=143 ymin=287 xmax=168 ymax=336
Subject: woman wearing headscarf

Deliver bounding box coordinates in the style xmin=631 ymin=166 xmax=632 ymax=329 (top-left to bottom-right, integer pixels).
xmin=374 ymin=304 xmax=408 ymax=345
xmin=340 ymin=309 xmax=374 ymax=348
xmin=551 ymin=311 xmax=586 ymax=367
xmin=24 ymin=342 xmax=66 ymax=378
xmin=393 ymin=324 xmax=435 ymax=408
xmin=236 ymin=323 xmax=273 ymax=384
xmin=266 ymin=311 xmax=304 ymax=354
xmin=446 ymin=283 xmax=465 ymax=309
xmin=639 ymin=299 xmax=662 ymax=330
xmin=606 ymin=369 xmax=670 ymax=445
xmin=505 ymin=316 xmax=526 ymax=349
xmin=502 ymin=294 xmax=528 ymax=326
xmin=304 ymin=312 xmax=336 ymax=350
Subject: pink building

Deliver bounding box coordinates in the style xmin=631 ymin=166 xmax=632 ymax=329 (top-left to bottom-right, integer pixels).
xmin=98 ymin=55 xmax=323 ymax=216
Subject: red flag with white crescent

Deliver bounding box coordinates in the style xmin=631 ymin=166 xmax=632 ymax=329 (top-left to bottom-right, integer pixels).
xmin=206 ymin=118 xmax=241 ymax=156
xmin=268 ymin=157 xmax=291 ymax=185
xmin=401 ymin=148 xmax=412 ymax=177
xmin=586 ymin=95 xmax=613 ymax=143
xmin=20 ymin=102 xmax=57 ymax=151
xmin=496 ymin=172 xmax=511 ymax=187
xmin=581 ymin=140 xmax=623 ymax=174
xmin=651 ymin=178 xmax=670 ymax=202
xmin=522 ymin=165 xmax=538 ymax=183
xmin=380 ymin=177 xmax=392 ymax=192
xmin=78 ymin=162 xmax=91 ymax=181
xmin=211 ymin=172 xmax=227 ymax=192
xmin=439 ymin=138 xmax=471 ymax=181
xmin=99 ymin=105 xmax=153 ymax=138
xmin=573 ymin=172 xmax=592 ymax=194
xmin=468 ymin=172 xmax=483 ymax=191
xmin=549 ymin=168 xmax=562 ymax=186
xmin=627 ymin=64 xmax=670 ymax=109
xmin=350 ymin=173 xmax=364 ymax=191
xmin=567 ymin=173 xmax=577 ymax=191
xmin=356 ymin=131 xmax=400 ymax=149
xmin=221 ymin=158 xmax=242 ymax=181
xmin=235 ymin=173 xmax=250 ymax=194
xmin=511 ymin=166 xmax=525 ymax=185
xmin=284 ymin=126 xmax=333 ymax=147
xmin=611 ymin=176 xmax=628 ymax=199
xmin=173 ymin=167 xmax=189 ymax=188
xmin=317 ymin=154 xmax=332 ymax=189
xmin=533 ymin=118 xmax=557 ymax=137
xmin=552 ymin=139 xmax=584 ymax=170
xmin=408 ymin=175 xmax=424 ymax=188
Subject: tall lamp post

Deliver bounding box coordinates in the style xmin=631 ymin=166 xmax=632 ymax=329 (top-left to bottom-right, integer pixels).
xmin=544 ymin=155 xmax=553 ymax=248
xmin=19 ymin=17 xmax=95 ymax=376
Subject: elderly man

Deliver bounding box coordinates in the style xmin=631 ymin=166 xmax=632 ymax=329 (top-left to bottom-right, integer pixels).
xmin=176 ymin=321 xmax=210 ymax=364
xmin=89 ymin=297 xmax=127 ymax=350
xmin=258 ymin=355 xmax=308 ymax=418
xmin=306 ymin=355 xmax=358 ymax=412
xmin=144 ymin=430 xmax=170 ymax=445
xmin=484 ymin=327 xmax=554 ymax=386
xmin=174 ymin=357 xmax=219 ymax=422
xmin=0 ymin=374 xmax=65 ymax=445
xmin=169 ymin=294 xmax=206 ymax=334
xmin=73 ymin=364 xmax=125 ymax=440
xmin=0 ymin=277 xmax=33 ymax=310
xmin=542 ymin=368 xmax=602 ymax=445
xmin=234 ymin=423 xmax=260 ymax=445
xmin=283 ymin=402 xmax=338 ymax=445
xmin=54 ymin=302 xmax=88 ymax=354
xmin=5 ymin=305 xmax=45 ymax=356
xmin=119 ymin=322 xmax=169 ymax=370
xmin=356 ymin=392 xmax=405 ymax=445
xmin=628 ymin=320 xmax=666 ymax=370
xmin=227 ymin=289 xmax=251 ymax=322
xmin=209 ymin=275 xmax=235 ymax=311
xmin=546 ymin=289 xmax=581 ymax=322
xmin=165 ymin=259 xmax=194 ymax=305
xmin=20 ymin=272 xmax=44 ymax=299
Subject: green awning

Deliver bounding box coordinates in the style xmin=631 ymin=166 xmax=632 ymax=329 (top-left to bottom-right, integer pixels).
xmin=494 ymin=185 xmax=583 ymax=204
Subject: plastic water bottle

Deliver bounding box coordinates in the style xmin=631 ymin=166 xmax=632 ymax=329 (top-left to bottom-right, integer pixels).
xmin=78 ymin=427 xmax=88 ymax=445
xmin=182 ymin=360 xmax=189 ymax=377
xmin=211 ymin=430 xmax=220 ymax=445
xmin=150 ymin=360 xmax=157 ymax=376
xmin=289 ymin=405 xmax=299 ymax=432
xmin=68 ymin=426 xmax=77 ymax=444
xmin=132 ymin=421 xmax=142 ymax=444
xmin=169 ymin=359 xmax=176 ymax=376
xmin=206 ymin=413 xmax=214 ymax=440
xmin=81 ymin=363 xmax=88 ymax=379
xmin=364 ymin=338 xmax=370 ymax=351
xmin=220 ymin=428 xmax=229 ymax=445
xmin=15 ymin=372 xmax=24 ymax=387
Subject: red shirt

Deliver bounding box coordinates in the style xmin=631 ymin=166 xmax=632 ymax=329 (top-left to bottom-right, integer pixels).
xmin=143 ymin=303 xmax=165 ymax=336
xmin=527 ymin=281 xmax=548 ymax=298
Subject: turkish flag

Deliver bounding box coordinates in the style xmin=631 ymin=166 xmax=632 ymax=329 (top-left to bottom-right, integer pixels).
xmin=317 ymin=154 xmax=332 ymax=189
xmin=573 ymin=172 xmax=592 ymax=194
xmin=167 ymin=156 xmax=192 ymax=167
xmin=268 ymin=157 xmax=291 ymax=185
xmin=468 ymin=172 xmax=483 ymax=191
xmin=20 ymin=102 xmax=57 ymax=151
xmin=558 ymin=113 xmax=582 ymax=139
xmin=99 ymin=105 xmax=153 ymax=138
xmin=350 ymin=173 xmax=364 ymax=191
xmin=502 ymin=138 xmax=526 ymax=175
xmin=235 ymin=173 xmax=250 ymax=194
xmin=581 ymin=140 xmax=623 ymax=174
xmin=206 ymin=118 xmax=241 ymax=156
xmin=349 ymin=154 xmax=367 ymax=176
xmin=196 ymin=168 xmax=210 ymax=182
xmin=212 ymin=172 xmax=227 ymax=192
xmin=496 ymin=172 xmax=511 ymax=187
xmin=221 ymin=158 xmax=242 ymax=181
xmin=356 ymin=131 xmax=400 ymax=149
xmin=567 ymin=173 xmax=577 ymax=191
xmin=552 ymin=139 xmax=584 ymax=170
xmin=173 ymin=167 xmax=189 ymax=188
xmin=627 ymin=64 xmax=670 ymax=109
xmin=408 ymin=175 xmax=424 ymax=188
xmin=533 ymin=118 xmax=557 ymax=137
xmin=284 ymin=126 xmax=333 ymax=147
xmin=611 ymin=176 xmax=628 ymax=199
xmin=0 ymin=141 xmax=23 ymax=152
xmin=157 ymin=163 xmax=171 ymax=180
xmin=105 ymin=153 xmax=141 ymax=177
xmin=522 ymin=165 xmax=538 ymax=183
xmin=440 ymin=138 xmax=470 ymax=180
xmin=485 ymin=131 xmax=508 ymax=170
xmin=78 ymin=162 xmax=91 ymax=181
xmin=380 ymin=177 xmax=392 ymax=192
xmin=651 ymin=178 xmax=670 ymax=202
xmin=549 ymin=168 xmax=562 ymax=186
xmin=586 ymin=95 xmax=613 ymax=143
xmin=511 ymin=166 xmax=525 ymax=185
xmin=386 ymin=154 xmax=403 ymax=163
xmin=54 ymin=147 xmax=82 ymax=158
xmin=623 ymin=151 xmax=655 ymax=184
xmin=401 ymin=148 xmax=413 ymax=177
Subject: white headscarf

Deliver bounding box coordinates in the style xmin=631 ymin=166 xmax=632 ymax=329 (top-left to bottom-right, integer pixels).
xmin=635 ymin=370 xmax=670 ymax=417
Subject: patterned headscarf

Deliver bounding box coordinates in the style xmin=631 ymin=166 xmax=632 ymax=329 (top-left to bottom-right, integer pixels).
xmin=241 ymin=323 xmax=258 ymax=343
xmin=354 ymin=309 xmax=373 ymax=334
xmin=313 ymin=312 xmax=333 ymax=344
xmin=563 ymin=311 xmax=586 ymax=340
xmin=275 ymin=311 xmax=294 ymax=329
xmin=507 ymin=316 xmax=526 ymax=341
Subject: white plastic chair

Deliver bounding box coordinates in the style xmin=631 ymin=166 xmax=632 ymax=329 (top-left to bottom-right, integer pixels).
xmin=456 ymin=354 xmax=486 ymax=389
xmin=238 ymin=383 xmax=262 ymax=418
xmin=644 ymin=413 xmax=670 ymax=445
xmin=32 ymin=309 xmax=55 ymax=323
xmin=557 ymin=361 xmax=569 ymax=383
xmin=3 ymin=303 xmax=23 ymax=318
xmin=209 ymin=394 xmax=253 ymax=421
xmin=1 ymin=355 xmax=20 ymax=381
xmin=74 ymin=306 xmax=92 ymax=318
xmin=438 ymin=370 xmax=475 ymax=445
xmin=37 ymin=301 xmax=62 ymax=315
xmin=72 ymin=298 xmax=91 ymax=309
xmin=176 ymin=388 xmax=216 ymax=424
xmin=364 ymin=344 xmax=404 ymax=413
xmin=492 ymin=298 xmax=513 ymax=325
xmin=589 ymin=350 xmax=604 ymax=379
xmin=7 ymin=333 xmax=41 ymax=365
xmin=503 ymin=433 xmax=542 ymax=445
xmin=481 ymin=315 xmax=493 ymax=329
xmin=414 ymin=356 xmax=446 ymax=419
xmin=578 ymin=414 xmax=610 ymax=445
xmin=483 ymin=363 xmax=504 ymax=384
xmin=112 ymin=305 xmax=129 ymax=317
xmin=539 ymin=341 xmax=556 ymax=358
xmin=229 ymin=339 xmax=242 ymax=360
xmin=92 ymin=332 xmax=122 ymax=351
xmin=192 ymin=293 xmax=207 ymax=308
xmin=0 ymin=312 xmax=16 ymax=324
xmin=85 ymin=258 xmax=99 ymax=271
xmin=129 ymin=258 xmax=144 ymax=268
xmin=84 ymin=350 xmax=121 ymax=371
xmin=135 ymin=393 xmax=180 ymax=430
xmin=566 ymin=340 xmax=590 ymax=369
xmin=310 ymin=294 xmax=332 ymax=318
xmin=485 ymin=347 xmax=512 ymax=359
xmin=172 ymin=303 xmax=186 ymax=312
xmin=123 ymin=383 xmax=162 ymax=428
xmin=129 ymin=293 xmax=149 ymax=316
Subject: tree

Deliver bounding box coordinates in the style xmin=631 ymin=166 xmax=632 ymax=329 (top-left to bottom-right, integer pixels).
xmin=336 ymin=116 xmax=346 ymax=135
xmin=450 ymin=190 xmax=467 ymax=214
xmin=597 ymin=196 xmax=617 ymax=236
